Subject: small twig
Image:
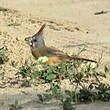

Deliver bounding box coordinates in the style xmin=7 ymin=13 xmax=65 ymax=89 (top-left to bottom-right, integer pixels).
xmin=97 ymin=50 xmax=103 ymax=67
xmin=94 ymin=10 xmax=110 ymax=15
xmin=74 ymin=83 xmax=78 ymax=104
xmin=93 ymin=73 xmax=100 ymax=83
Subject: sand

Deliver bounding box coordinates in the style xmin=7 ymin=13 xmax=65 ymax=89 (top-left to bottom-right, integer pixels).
xmin=0 ymin=0 xmax=110 ymax=109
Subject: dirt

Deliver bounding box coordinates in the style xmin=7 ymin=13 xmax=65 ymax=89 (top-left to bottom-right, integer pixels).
xmin=0 ymin=0 xmax=110 ymax=109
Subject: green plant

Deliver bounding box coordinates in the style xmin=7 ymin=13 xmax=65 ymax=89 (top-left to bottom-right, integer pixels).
xmin=62 ymin=99 xmax=76 ymax=110
xmin=77 ymin=89 xmax=95 ymax=102
xmin=17 ymin=49 xmax=110 ymax=106
xmin=95 ymin=83 xmax=110 ymax=101
xmin=0 ymin=72 xmax=5 ymax=79
xmin=37 ymin=94 xmax=52 ymax=103
xmin=7 ymin=22 xmax=20 ymax=26
xmin=65 ymin=90 xmax=75 ymax=102
xmin=0 ymin=47 xmax=9 ymax=64
xmin=42 ymin=65 xmax=57 ymax=82
xmin=37 ymin=83 xmax=76 ymax=109
xmin=18 ymin=65 xmax=31 ymax=78
xmin=11 ymin=61 xmax=19 ymax=68
xmin=50 ymin=83 xmax=63 ymax=99
xmin=9 ymin=100 xmax=22 ymax=110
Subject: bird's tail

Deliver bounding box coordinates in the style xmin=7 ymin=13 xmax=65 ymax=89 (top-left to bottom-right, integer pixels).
xmin=69 ymin=56 xmax=97 ymax=63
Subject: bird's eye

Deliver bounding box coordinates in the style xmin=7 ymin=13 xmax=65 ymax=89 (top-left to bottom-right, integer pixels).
xmin=33 ymin=39 xmax=37 ymax=42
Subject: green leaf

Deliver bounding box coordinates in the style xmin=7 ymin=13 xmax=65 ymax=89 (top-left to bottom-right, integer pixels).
xmin=63 ymin=99 xmax=76 ymax=110
xmin=11 ymin=61 xmax=19 ymax=67
xmin=33 ymin=71 xmax=41 ymax=78
xmin=86 ymin=62 xmax=91 ymax=69
xmin=0 ymin=72 xmax=5 ymax=77
xmin=30 ymin=62 xmax=37 ymax=66
xmin=46 ymin=74 xmax=56 ymax=80
xmin=37 ymin=94 xmax=43 ymax=102
xmin=15 ymin=100 xmax=18 ymax=106
xmin=7 ymin=23 xmax=20 ymax=26
xmin=97 ymin=72 xmax=106 ymax=77
xmin=0 ymin=48 xmax=8 ymax=63
xmin=77 ymin=72 xmax=84 ymax=80
xmin=65 ymin=90 xmax=71 ymax=96
xmin=43 ymin=94 xmax=52 ymax=102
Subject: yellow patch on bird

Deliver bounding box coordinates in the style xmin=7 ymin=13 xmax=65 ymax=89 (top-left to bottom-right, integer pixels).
xmin=48 ymin=56 xmax=70 ymax=65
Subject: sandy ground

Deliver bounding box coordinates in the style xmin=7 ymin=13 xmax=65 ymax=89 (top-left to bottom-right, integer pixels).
xmin=0 ymin=0 xmax=110 ymax=109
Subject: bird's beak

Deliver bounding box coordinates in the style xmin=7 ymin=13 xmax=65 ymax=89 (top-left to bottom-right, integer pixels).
xmin=24 ymin=36 xmax=33 ymax=46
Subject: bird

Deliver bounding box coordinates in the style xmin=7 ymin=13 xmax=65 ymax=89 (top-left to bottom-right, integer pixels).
xmin=27 ymin=24 xmax=97 ymax=65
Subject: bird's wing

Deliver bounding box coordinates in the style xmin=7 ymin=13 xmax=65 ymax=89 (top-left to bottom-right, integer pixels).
xmin=46 ymin=47 xmax=69 ymax=57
